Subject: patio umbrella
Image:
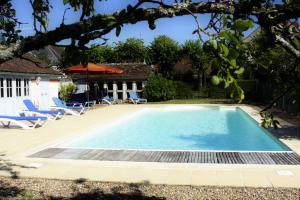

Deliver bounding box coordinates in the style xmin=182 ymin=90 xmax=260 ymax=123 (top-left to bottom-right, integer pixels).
xmin=63 ymin=63 xmax=124 ymax=101
xmin=63 ymin=63 xmax=124 ymax=74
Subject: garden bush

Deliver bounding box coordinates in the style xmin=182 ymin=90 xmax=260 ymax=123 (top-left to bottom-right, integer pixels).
xmin=59 ymin=82 xmax=77 ymax=102
xmin=145 ymin=73 xmax=176 ymax=101
xmin=236 ymin=79 xmax=258 ymax=100
xmin=174 ymin=81 xmax=193 ymax=99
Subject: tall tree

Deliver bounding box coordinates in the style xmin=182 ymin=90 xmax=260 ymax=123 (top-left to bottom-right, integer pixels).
xmin=182 ymin=40 xmax=210 ymax=89
xmin=149 ymin=35 xmax=181 ymax=78
xmin=114 ymin=38 xmax=146 ymax=63
xmin=87 ymin=45 xmax=115 ymax=64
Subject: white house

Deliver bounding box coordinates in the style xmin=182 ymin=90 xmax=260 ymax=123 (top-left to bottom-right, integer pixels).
xmin=0 ymin=53 xmax=62 ymax=115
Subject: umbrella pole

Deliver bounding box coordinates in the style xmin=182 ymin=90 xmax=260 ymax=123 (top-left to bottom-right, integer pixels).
xmin=87 ymin=69 xmax=90 ymax=102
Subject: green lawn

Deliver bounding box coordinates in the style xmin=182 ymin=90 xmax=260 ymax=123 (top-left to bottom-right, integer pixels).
xmin=147 ymin=98 xmax=235 ymax=104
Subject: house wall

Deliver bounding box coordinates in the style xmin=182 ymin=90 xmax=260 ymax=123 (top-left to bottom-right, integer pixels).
xmin=0 ymin=73 xmax=60 ymax=115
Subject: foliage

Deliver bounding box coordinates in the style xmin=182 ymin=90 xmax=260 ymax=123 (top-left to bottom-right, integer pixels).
xmin=260 ymin=112 xmax=280 ymax=129
xmin=37 ymin=54 xmax=52 ymax=65
xmin=250 ymin=33 xmax=300 ymax=92
xmin=174 ymin=81 xmax=193 ymax=99
xmin=181 ymin=40 xmax=211 ymax=89
xmin=114 ymin=38 xmax=146 ymax=63
xmin=204 ymin=16 xmax=254 ymax=102
xmin=60 ymin=45 xmax=88 ymax=67
xmin=59 ymin=82 xmax=77 ymax=101
xmin=63 ymin=0 xmax=95 ymax=20
xmin=236 ymin=79 xmax=258 ymax=100
xmin=145 ymin=73 xmax=176 ymax=101
xmin=288 ymin=87 xmax=300 ymax=114
xmin=29 ymin=0 xmax=52 ymax=32
xmin=149 ymin=35 xmax=181 ymax=78
xmin=0 ymin=0 xmax=299 ymax=63
xmin=0 ymin=0 xmax=22 ymax=44
xmin=209 ymin=86 xmax=227 ymax=99
xmin=87 ymin=45 xmax=114 ymax=63
xmin=181 ymin=40 xmax=210 ymax=71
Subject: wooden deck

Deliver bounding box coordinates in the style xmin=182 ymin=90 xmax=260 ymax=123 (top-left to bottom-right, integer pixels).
xmin=29 ymin=148 xmax=300 ymax=165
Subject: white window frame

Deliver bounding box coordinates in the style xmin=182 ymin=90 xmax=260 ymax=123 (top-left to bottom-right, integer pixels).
xmin=16 ymin=78 xmax=22 ymax=97
xmin=0 ymin=78 xmax=4 ymax=98
xmin=24 ymin=78 xmax=30 ymax=96
xmin=6 ymin=78 xmax=12 ymax=98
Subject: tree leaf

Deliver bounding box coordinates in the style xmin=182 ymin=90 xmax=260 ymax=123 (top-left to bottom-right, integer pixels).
xmin=211 ymin=39 xmax=217 ymax=50
xmin=227 ymin=49 xmax=239 ymax=60
xmin=116 ymin=26 xmax=121 ymax=37
xmin=229 ymin=59 xmax=236 ymax=67
xmin=220 ymin=43 xmax=229 ymax=57
xmin=234 ymin=67 xmax=245 ymax=74
xmin=233 ymin=20 xmax=254 ymax=32
xmin=107 ymin=21 xmax=117 ymax=27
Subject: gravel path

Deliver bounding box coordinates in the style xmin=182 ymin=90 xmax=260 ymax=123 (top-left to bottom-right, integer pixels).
xmin=0 ymin=176 xmax=299 ymax=200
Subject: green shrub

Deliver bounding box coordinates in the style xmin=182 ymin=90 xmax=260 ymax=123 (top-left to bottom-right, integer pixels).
xmin=236 ymin=79 xmax=258 ymax=99
xmin=145 ymin=73 xmax=176 ymax=101
xmin=59 ymin=82 xmax=77 ymax=102
xmin=174 ymin=81 xmax=193 ymax=99
xmin=209 ymin=86 xmax=227 ymax=98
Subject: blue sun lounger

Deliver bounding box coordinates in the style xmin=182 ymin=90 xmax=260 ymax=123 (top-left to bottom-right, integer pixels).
xmin=101 ymin=95 xmax=115 ymax=105
xmin=128 ymin=91 xmax=147 ymax=104
xmin=66 ymin=100 xmax=96 ymax=110
xmin=23 ymin=99 xmax=64 ymax=120
xmin=0 ymin=115 xmax=48 ymax=129
xmin=52 ymin=97 xmax=85 ymax=115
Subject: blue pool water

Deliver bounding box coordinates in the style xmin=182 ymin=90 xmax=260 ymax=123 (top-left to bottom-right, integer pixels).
xmin=63 ymin=106 xmax=289 ymax=151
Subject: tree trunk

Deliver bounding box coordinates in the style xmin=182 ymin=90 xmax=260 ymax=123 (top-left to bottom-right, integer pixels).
xmin=202 ymin=70 xmax=206 ymax=88
xmin=197 ymin=69 xmax=202 ymax=90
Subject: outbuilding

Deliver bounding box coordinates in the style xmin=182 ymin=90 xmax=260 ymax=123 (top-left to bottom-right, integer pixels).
xmin=0 ymin=53 xmax=62 ymax=114
xmin=69 ymin=63 xmax=154 ymax=101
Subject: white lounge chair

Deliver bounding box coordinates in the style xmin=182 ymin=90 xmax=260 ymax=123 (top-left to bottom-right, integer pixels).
xmin=128 ymin=91 xmax=147 ymax=104
xmin=52 ymin=97 xmax=85 ymax=115
xmin=23 ymin=99 xmax=63 ymax=120
xmin=0 ymin=115 xmax=48 ymax=129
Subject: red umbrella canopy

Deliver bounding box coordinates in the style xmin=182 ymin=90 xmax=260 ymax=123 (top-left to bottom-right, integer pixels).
xmin=63 ymin=63 xmax=124 ymax=74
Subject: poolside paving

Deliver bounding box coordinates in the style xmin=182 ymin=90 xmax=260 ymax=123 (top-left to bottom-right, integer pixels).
xmin=1 ymin=104 xmax=300 ymax=188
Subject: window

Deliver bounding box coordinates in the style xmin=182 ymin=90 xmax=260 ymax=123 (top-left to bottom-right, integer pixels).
xmin=6 ymin=78 xmax=12 ymax=97
xmin=0 ymin=78 xmax=3 ymax=98
xmin=16 ymin=78 xmax=22 ymax=97
xmin=24 ymin=79 xmax=29 ymax=96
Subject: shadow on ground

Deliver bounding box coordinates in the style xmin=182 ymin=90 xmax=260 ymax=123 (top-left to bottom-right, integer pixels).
xmin=0 ymin=153 xmax=33 ymax=199
xmin=268 ymin=127 xmax=300 ymax=140
xmin=55 ymin=179 xmax=165 ymax=200
xmin=0 ymin=153 xmax=35 ymax=179
xmin=0 ymin=154 xmax=164 ymax=199
xmin=0 ymin=177 xmax=165 ymax=200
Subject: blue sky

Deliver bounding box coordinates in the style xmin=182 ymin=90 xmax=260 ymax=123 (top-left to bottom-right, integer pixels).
xmin=12 ymin=0 xmax=257 ymax=46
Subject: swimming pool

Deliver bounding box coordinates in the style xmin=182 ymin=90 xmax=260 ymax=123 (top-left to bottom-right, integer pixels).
xmin=62 ymin=106 xmax=290 ymax=151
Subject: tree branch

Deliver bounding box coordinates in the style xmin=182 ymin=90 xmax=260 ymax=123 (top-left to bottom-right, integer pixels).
xmin=0 ymin=1 xmax=299 ymax=61
xmin=275 ymin=35 xmax=300 ymax=59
